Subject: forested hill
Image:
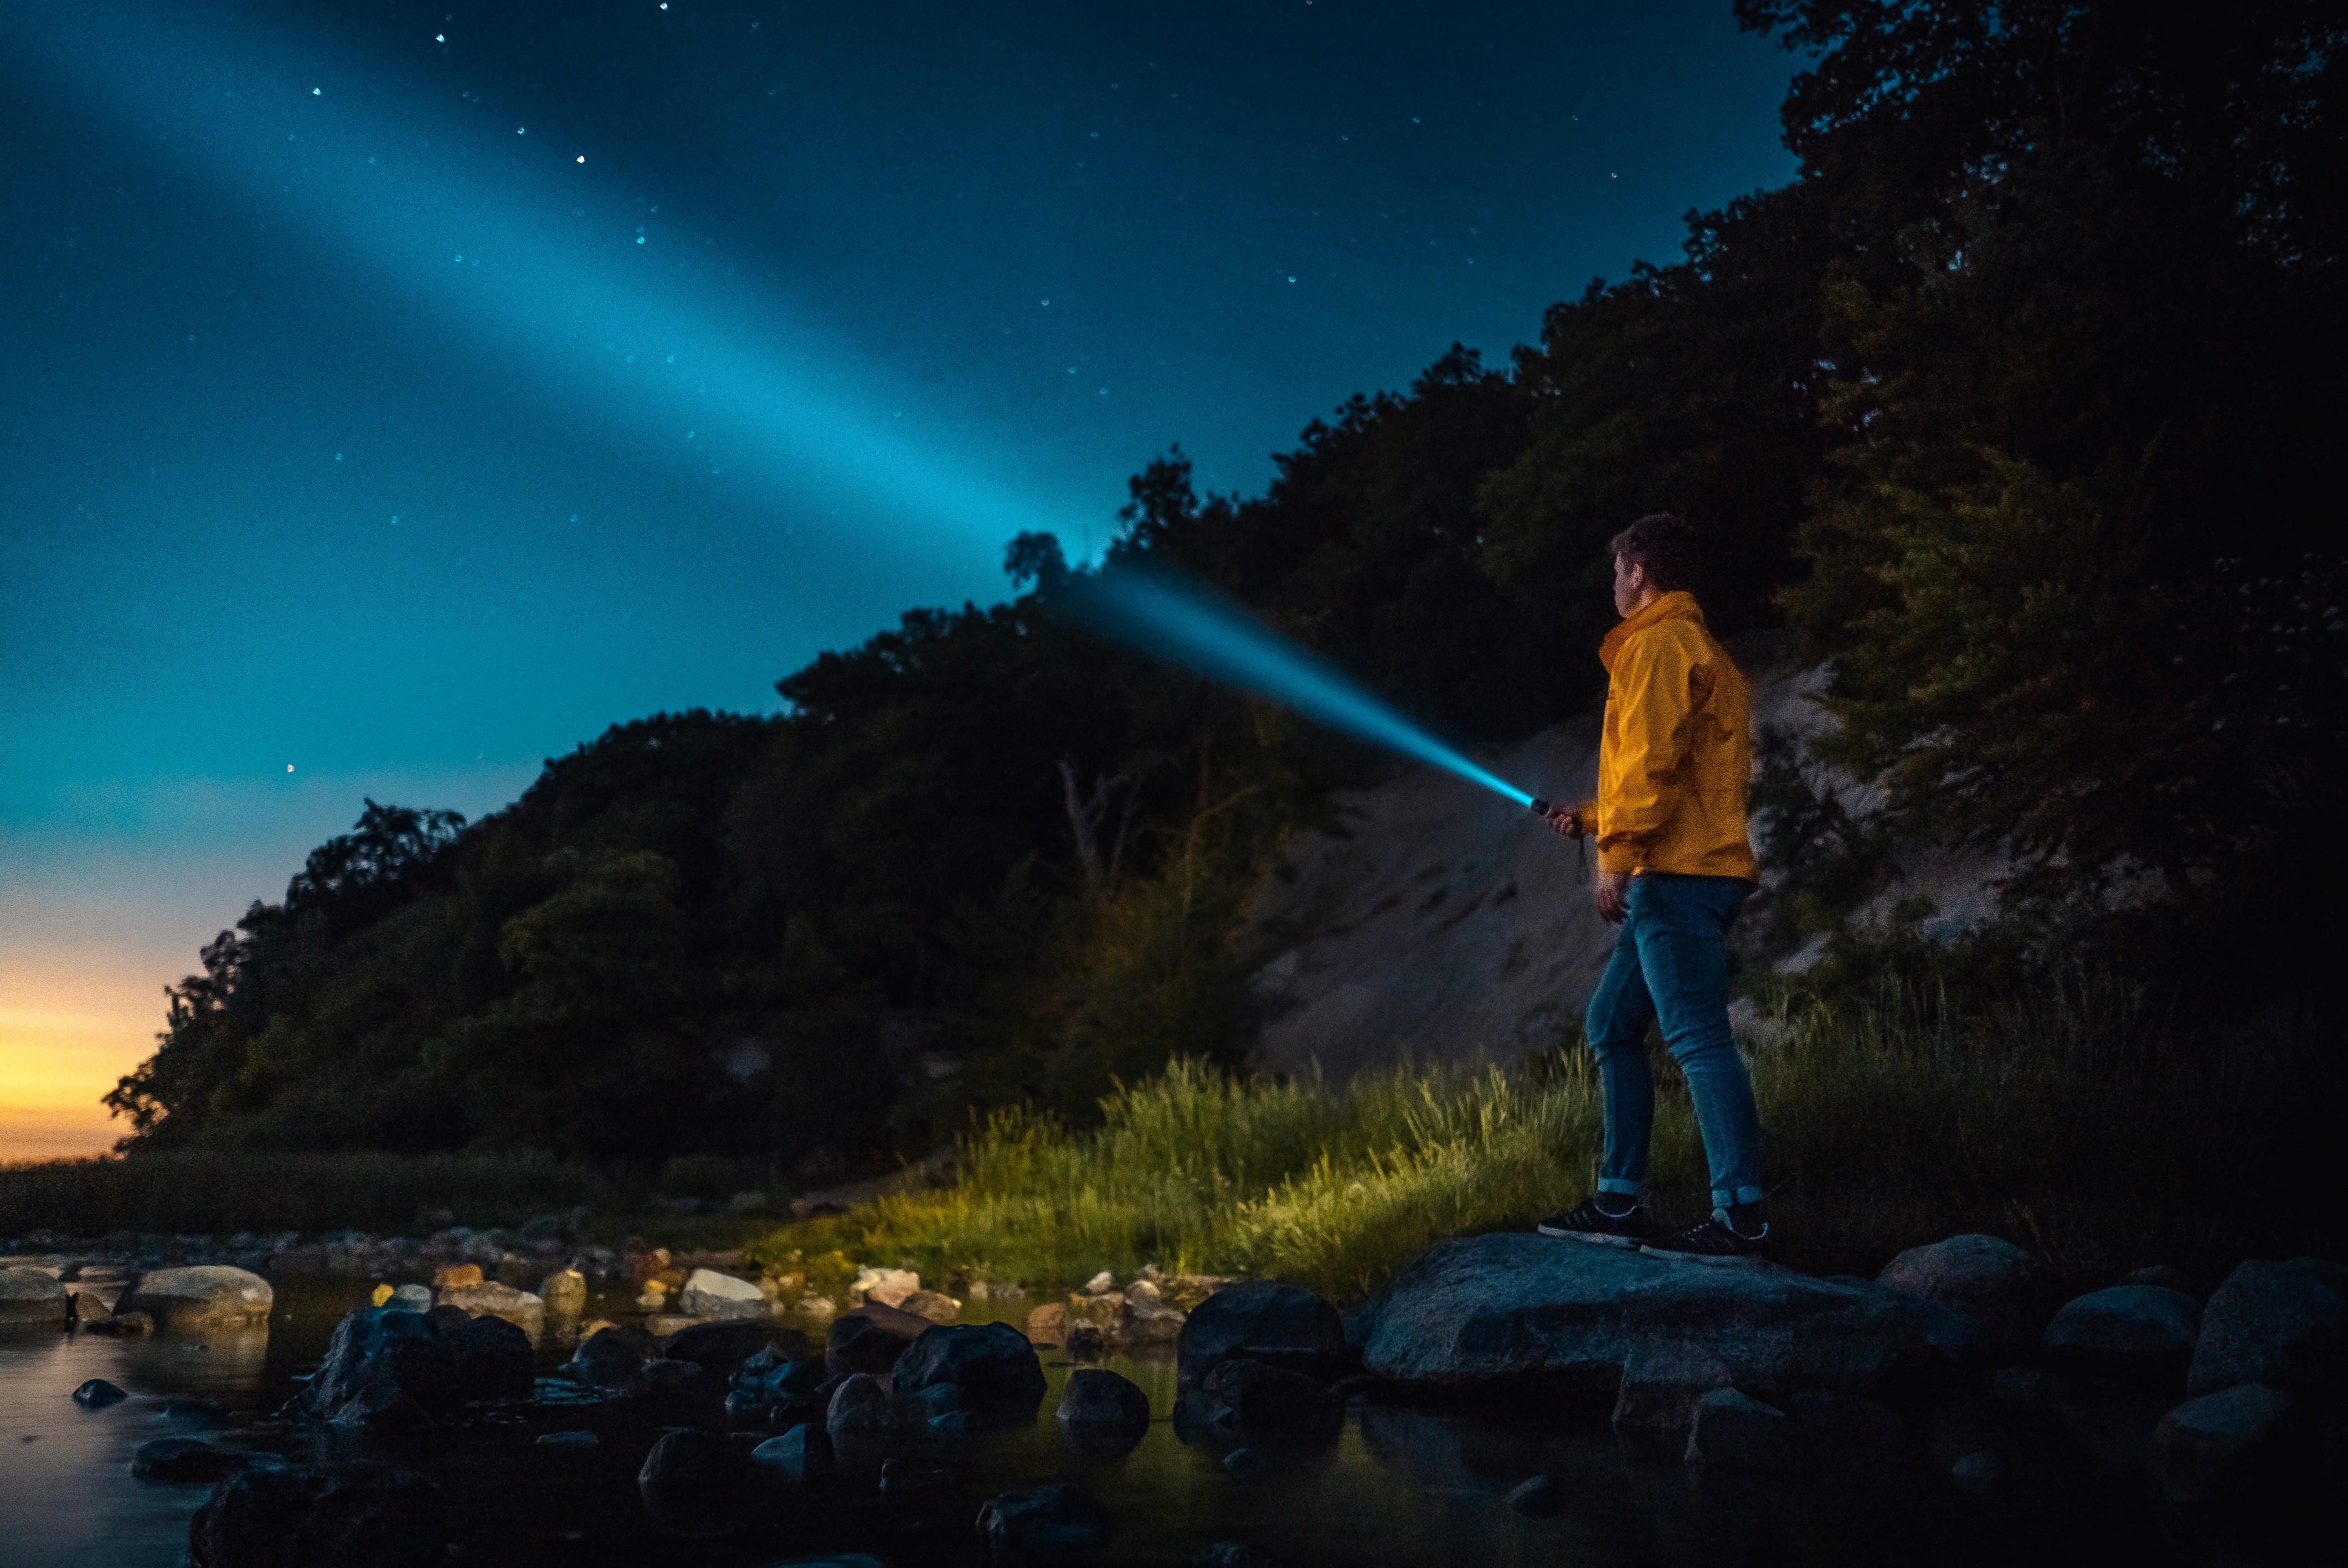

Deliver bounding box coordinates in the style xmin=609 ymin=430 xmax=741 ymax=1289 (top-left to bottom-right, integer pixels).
xmin=108 ymin=2 xmax=2345 ymax=1174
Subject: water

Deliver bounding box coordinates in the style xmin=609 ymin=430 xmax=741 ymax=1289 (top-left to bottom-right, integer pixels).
xmin=1071 ymin=568 xmax=1538 ymax=809
xmin=0 ymin=1269 xmax=2246 ymax=1567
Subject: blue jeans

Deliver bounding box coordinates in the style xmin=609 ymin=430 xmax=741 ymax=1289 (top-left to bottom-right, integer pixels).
xmin=1584 ymin=873 xmax=1763 ymax=1210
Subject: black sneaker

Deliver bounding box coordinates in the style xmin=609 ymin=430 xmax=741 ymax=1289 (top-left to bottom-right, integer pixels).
xmin=1535 ymin=1195 xmax=1651 ymax=1248
xmin=1640 ymin=1207 xmax=1769 ymax=1266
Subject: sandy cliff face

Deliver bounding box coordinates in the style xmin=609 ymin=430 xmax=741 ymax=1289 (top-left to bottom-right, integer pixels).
xmin=1238 ymin=637 xmax=2004 ymax=1077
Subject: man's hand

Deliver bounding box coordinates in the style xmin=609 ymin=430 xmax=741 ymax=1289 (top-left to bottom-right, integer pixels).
xmin=1543 ymin=805 xmax=1585 ymax=839
xmin=1595 ymin=869 xmax=1631 ymax=925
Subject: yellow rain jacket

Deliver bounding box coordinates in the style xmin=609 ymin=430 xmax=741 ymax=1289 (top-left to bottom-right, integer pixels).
xmin=1573 ymin=591 xmax=1757 ymax=883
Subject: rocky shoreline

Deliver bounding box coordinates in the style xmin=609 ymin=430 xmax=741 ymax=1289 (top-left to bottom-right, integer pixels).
xmin=5 ymin=1226 xmax=2340 ymax=1564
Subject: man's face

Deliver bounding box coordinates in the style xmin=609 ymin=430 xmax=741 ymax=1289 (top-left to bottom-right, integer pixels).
xmin=1611 ymin=553 xmax=1645 ymax=617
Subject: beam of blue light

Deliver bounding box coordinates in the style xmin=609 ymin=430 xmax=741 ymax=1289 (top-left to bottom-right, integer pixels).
xmin=20 ymin=2 xmax=1537 ymax=810
xmin=1073 ymin=568 xmax=1537 ymax=807
xmin=12 ymin=0 xmax=1088 ymax=595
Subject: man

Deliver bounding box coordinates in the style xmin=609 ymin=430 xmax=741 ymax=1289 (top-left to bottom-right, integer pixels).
xmin=1535 ymin=512 xmax=1768 ymax=1262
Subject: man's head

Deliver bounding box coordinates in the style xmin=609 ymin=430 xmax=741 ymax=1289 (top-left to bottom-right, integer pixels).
xmin=1609 ymin=512 xmax=1700 ymax=617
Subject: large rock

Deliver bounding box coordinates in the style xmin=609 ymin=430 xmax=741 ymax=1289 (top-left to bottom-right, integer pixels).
xmin=1179 ymin=1281 xmax=1345 ymax=1387
xmin=187 ymin=1461 xmax=443 ymax=1567
xmin=826 ymin=1371 xmax=894 ymax=1441
xmin=1875 ymin=1234 xmax=2044 ymax=1356
xmin=1351 ymin=1234 xmax=1929 ymax=1395
xmin=447 ymin=1312 xmax=534 ymax=1400
xmin=1058 ymin=1368 xmax=1151 ymax=1435
xmin=678 ymin=1268 xmax=769 ymax=1322
xmin=298 ymin=1307 xmax=461 ymax=1427
xmin=114 ymin=1266 xmax=272 ymax=1330
xmin=435 ymin=1280 xmax=543 ymax=1337
xmin=1684 ymin=1388 xmax=1804 ymax=1470
xmin=2151 ymin=1383 xmax=2294 ymax=1504
xmin=2043 ymin=1285 xmax=2201 ymax=1383
xmin=889 ymin=1321 xmax=1045 ymax=1412
xmin=750 ymin=1423 xmax=832 ymax=1482
xmin=826 ymin=1303 xmax=929 ymax=1375
xmin=570 ymin=1324 xmax=656 ymax=1390
xmin=977 ymin=1482 xmax=1113 ymax=1552
xmin=2186 ymin=1258 xmax=2345 ymax=1399
xmin=0 ymin=1267 xmax=69 ymax=1324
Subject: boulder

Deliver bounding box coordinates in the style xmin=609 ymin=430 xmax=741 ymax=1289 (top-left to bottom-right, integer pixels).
xmin=2186 ymin=1257 xmax=2345 ymax=1399
xmin=570 ymin=1324 xmax=656 ymax=1390
xmin=2151 ymin=1383 xmax=2294 ymax=1504
xmin=73 ymin=1377 xmax=130 ymax=1408
xmin=131 ymin=1437 xmax=251 ymax=1483
xmin=298 ymin=1307 xmax=461 ymax=1427
xmin=1352 ymin=1234 xmax=1929 ymax=1396
xmin=662 ymin=1319 xmax=793 ymax=1375
xmin=1057 ymin=1367 xmax=1152 ymax=1436
xmin=897 ymin=1288 xmax=962 ymax=1325
xmin=448 ymin=1312 xmax=534 ymax=1400
xmin=637 ymin=1428 xmax=749 ymax=1537
xmin=890 ymin=1321 xmax=1046 ymax=1412
xmin=435 ymin=1280 xmax=543 ymax=1337
xmin=2043 ymin=1285 xmax=2201 ymax=1383
xmin=1178 ymin=1281 xmax=1345 ymax=1388
xmin=826 ymin=1303 xmax=928 ymax=1375
xmin=826 ymin=1371 xmax=894 ymax=1441
xmin=114 ymin=1266 xmax=272 ymax=1330
xmin=187 ymin=1460 xmax=444 ymax=1568
xmin=1876 ymin=1234 xmax=2045 ymax=1356
xmin=0 ymin=1267 xmax=70 ymax=1324
xmin=679 ymin=1268 xmax=770 ymax=1322
xmin=538 ymin=1268 xmax=588 ymax=1317
xmin=976 ymin=1482 xmax=1113 ymax=1552
xmin=1685 ymin=1388 xmax=1804 ymax=1471
xmin=1200 ymin=1358 xmax=1338 ymax=1436
xmin=750 ymin=1422 xmax=832 ymax=1482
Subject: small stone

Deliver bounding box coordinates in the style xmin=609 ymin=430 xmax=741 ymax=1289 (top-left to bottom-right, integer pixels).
xmin=826 ymin=1371 xmax=893 ymax=1440
xmin=750 ymin=1423 xmax=832 ymax=1481
xmin=877 ymin=1457 xmax=955 ymax=1500
xmin=1684 ymin=1389 xmax=1803 ymax=1471
xmin=2120 ymin=1264 xmax=2193 ymax=1294
xmin=1505 ymin=1473 xmax=1564 ymax=1515
xmin=1067 ymin=1323 xmax=1105 ymax=1359
xmin=539 ymin=1268 xmax=588 ymax=1317
xmin=890 ymin=1322 xmax=1046 ymax=1413
xmin=1058 ymin=1367 xmax=1151 ymax=1432
xmin=1084 ymin=1270 xmax=1116 ymax=1295
xmin=1222 ymin=1446 xmax=1265 ymax=1477
xmin=1876 ymin=1235 xmax=2045 ymax=1358
xmin=678 ymin=1268 xmax=769 ymax=1322
xmin=159 ymin=1398 xmax=228 ymax=1425
xmin=1176 ymin=1281 xmax=1345 ymax=1388
xmin=1991 ymin=1365 xmax=2063 ymax=1407
xmin=976 ymin=1481 xmax=1113 ymax=1551
xmin=388 ymin=1284 xmax=432 ymax=1313
xmin=851 ymin=1266 xmax=920 ymax=1308
xmin=74 ymin=1378 xmax=130 ymax=1408
xmin=370 ymin=1283 xmax=395 ymax=1307
xmin=1195 ymin=1543 xmax=1274 ymax=1567
xmin=1613 ymin=1342 xmax=1733 ymax=1443
xmin=437 ymin=1280 xmax=545 ymax=1337
xmin=432 ymin=1264 xmax=484 ymax=1291
xmin=130 ymin=1437 xmax=251 ymax=1482
xmin=898 ymin=1288 xmax=961 ymax=1325
xmin=536 ymin=1430 xmax=599 ymax=1450
xmin=1023 ymin=1301 xmax=1070 ymax=1344
xmin=112 ymin=1265 xmax=272 ymax=1330
xmin=1949 ymin=1448 xmax=2005 ymax=1496
xmin=2152 ymin=1383 xmax=2293 ymax=1504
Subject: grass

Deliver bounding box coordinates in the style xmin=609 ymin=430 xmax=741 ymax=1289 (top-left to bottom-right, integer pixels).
xmin=752 ymin=974 xmax=2338 ymax=1304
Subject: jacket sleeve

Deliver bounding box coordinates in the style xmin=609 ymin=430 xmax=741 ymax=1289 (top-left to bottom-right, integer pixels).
xmin=1597 ymin=626 xmax=1700 ymax=868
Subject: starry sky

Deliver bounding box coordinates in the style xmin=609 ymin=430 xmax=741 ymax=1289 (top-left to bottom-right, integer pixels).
xmin=0 ymin=0 xmax=1800 ymax=1158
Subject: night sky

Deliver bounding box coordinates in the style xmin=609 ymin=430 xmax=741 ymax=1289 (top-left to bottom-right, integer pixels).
xmin=1 ymin=1 xmax=1798 ymax=1157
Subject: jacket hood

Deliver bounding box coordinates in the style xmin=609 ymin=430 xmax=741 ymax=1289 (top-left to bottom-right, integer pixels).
xmin=1598 ymin=590 xmax=1706 ymax=674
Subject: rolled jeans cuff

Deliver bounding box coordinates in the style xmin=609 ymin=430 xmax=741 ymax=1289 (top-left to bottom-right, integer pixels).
xmin=1713 ymin=1185 xmax=1764 ymax=1208
xmin=1597 ymin=1178 xmax=1642 ymax=1197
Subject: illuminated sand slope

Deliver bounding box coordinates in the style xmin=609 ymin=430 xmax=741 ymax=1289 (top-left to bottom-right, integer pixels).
xmin=1238 ymin=636 xmax=2009 ymax=1078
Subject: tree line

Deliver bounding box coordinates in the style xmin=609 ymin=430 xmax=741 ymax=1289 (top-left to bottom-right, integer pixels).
xmin=107 ymin=1 xmax=2344 ymax=1173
